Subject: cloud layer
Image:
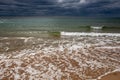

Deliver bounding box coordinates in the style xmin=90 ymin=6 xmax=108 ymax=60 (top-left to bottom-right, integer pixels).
xmin=0 ymin=0 xmax=120 ymax=17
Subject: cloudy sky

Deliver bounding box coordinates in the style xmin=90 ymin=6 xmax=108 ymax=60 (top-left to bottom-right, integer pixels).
xmin=0 ymin=0 xmax=120 ymax=17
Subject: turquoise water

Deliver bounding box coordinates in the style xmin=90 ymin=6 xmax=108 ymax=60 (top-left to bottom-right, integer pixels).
xmin=0 ymin=17 xmax=120 ymax=37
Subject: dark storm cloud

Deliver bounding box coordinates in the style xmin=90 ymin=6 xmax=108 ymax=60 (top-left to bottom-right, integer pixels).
xmin=0 ymin=0 xmax=120 ymax=17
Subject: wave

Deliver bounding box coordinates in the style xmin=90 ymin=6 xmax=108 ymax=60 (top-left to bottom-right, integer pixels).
xmin=61 ymin=32 xmax=120 ymax=37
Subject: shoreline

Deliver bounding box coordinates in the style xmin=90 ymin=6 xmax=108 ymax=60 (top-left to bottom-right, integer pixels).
xmin=0 ymin=34 xmax=120 ymax=80
xmin=0 ymin=31 xmax=120 ymax=37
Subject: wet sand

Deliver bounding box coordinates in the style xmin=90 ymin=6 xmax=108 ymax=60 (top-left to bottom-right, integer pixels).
xmin=0 ymin=35 xmax=120 ymax=80
xmin=99 ymin=72 xmax=120 ymax=80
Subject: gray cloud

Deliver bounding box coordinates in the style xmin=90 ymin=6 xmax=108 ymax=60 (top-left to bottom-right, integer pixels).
xmin=0 ymin=0 xmax=119 ymax=17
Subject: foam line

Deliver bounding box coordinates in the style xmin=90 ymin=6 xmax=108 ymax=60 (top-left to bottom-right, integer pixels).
xmin=61 ymin=32 xmax=120 ymax=36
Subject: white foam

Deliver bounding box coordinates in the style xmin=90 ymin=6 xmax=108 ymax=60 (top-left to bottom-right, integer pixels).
xmin=26 ymin=66 xmax=39 ymax=75
xmin=91 ymin=26 xmax=103 ymax=29
xmin=18 ymin=37 xmax=34 ymax=43
xmin=96 ymin=46 xmax=120 ymax=49
xmin=61 ymin=32 xmax=120 ymax=37
xmin=69 ymin=45 xmax=82 ymax=51
xmin=14 ymin=74 xmax=20 ymax=80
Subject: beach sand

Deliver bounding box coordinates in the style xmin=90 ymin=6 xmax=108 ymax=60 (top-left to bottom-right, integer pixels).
xmin=99 ymin=72 xmax=120 ymax=80
xmin=0 ymin=35 xmax=120 ymax=80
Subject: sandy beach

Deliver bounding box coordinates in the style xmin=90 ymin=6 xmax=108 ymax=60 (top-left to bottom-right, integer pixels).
xmin=99 ymin=72 xmax=120 ymax=80
xmin=0 ymin=33 xmax=120 ymax=80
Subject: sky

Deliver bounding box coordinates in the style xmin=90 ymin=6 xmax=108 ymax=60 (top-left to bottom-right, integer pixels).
xmin=0 ymin=0 xmax=120 ymax=17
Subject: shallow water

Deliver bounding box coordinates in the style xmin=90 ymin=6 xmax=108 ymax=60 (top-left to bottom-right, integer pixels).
xmin=0 ymin=35 xmax=120 ymax=80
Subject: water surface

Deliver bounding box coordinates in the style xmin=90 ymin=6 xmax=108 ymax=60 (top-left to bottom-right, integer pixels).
xmin=0 ymin=17 xmax=120 ymax=37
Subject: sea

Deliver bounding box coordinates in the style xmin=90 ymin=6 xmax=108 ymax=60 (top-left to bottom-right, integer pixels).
xmin=0 ymin=17 xmax=120 ymax=37
xmin=0 ymin=17 xmax=120 ymax=80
